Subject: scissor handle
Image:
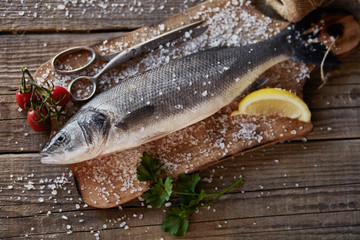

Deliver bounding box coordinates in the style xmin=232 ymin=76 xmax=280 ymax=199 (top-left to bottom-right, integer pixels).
xmin=67 ymin=76 xmax=97 ymax=102
xmin=52 ymin=46 xmax=98 ymax=74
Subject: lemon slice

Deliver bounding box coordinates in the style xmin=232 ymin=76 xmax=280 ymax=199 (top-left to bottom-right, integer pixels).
xmin=231 ymin=88 xmax=311 ymax=122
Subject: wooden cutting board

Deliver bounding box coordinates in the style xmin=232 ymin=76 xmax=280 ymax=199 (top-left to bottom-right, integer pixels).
xmin=34 ymin=0 xmax=360 ymax=209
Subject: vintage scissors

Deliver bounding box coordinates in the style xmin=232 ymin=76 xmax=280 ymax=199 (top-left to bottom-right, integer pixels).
xmin=51 ymin=20 xmax=206 ymax=102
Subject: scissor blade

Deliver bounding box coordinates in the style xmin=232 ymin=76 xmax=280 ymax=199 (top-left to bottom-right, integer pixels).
xmin=90 ymin=21 xmax=207 ymax=85
xmin=169 ymin=26 xmax=208 ymax=47
xmin=140 ymin=20 xmax=205 ymax=52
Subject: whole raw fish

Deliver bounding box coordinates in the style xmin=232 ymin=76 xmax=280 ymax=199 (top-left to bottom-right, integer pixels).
xmin=40 ymin=16 xmax=338 ymax=164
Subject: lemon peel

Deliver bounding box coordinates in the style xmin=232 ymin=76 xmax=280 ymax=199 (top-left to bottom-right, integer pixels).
xmin=231 ymin=88 xmax=311 ymax=122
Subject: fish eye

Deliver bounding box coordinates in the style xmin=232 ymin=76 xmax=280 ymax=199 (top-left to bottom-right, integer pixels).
xmin=56 ymin=133 xmax=67 ymax=143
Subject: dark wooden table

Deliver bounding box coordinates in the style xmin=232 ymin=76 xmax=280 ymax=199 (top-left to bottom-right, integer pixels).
xmin=1 ymin=0 xmax=359 ymax=239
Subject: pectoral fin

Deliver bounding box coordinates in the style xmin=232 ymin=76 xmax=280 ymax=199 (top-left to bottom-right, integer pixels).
xmin=242 ymin=78 xmax=269 ymax=97
xmin=115 ymin=105 xmax=155 ymax=130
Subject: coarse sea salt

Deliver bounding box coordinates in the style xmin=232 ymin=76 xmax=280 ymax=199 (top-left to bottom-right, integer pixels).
xmin=5 ymin=3 xmax=314 ymax=235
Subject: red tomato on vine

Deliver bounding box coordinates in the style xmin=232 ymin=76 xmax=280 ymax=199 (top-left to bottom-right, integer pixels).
xmin=16 ymin=89 xmax=34 ymax=110
xmin=27 ymin=107 xmax=48 ymax=132
xmin=50 ymin=86 xmax=71 ymax=106
xmin=18 ymin=68 xmax=71 ymax=132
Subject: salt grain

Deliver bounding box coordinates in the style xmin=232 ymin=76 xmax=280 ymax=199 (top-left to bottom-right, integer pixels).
xmin=16 ymin=3 xmax=309 ymax=229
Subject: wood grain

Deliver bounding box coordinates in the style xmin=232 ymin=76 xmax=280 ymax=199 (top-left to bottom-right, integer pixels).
xmin=29 ymin=0 xmax=360 ymax=209
xmin=1 ymin=139 xmax=359 ymax=238
xmin=0 ymin=0 xmax=203 ymax=32
xmin=0 ymin=32 xmax=125 ymax=95
xmin=1 ymin=0 xmax=360 ymax=238
xmin=1 ymin=0 xmax=359 ymax=32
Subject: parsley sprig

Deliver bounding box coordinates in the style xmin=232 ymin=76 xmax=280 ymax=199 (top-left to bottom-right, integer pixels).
xmin=137 ymin=152 xmax=244 ymax=236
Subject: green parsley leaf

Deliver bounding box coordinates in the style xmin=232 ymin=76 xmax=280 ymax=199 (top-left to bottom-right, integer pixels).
xmin=137 ymin=152 xmax=163 ymax=182
xmin=185 ymin=188 xmax=205 ymax=208
xmin=176 ymin=172 xmax=201 ymax=193
xmin=143 ymin=176 xmax=173 ymax=208
xmin=161 ymin=207 xmax=190 ymax=236
xmin=177 ymin=172 xmax=203 ymax=207
xmin=137 ymin=152 xmax=245 ymax=237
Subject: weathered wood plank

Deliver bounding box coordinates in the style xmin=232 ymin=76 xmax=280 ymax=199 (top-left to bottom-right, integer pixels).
xmin=304 ymin=47 xmax=360 ymax=111
xmin=1 ymin=0 xmax=359 ymax=238
xmin=305 ymin=48 xmax=360 ymax=87
xmin=0 ymin=0 xmax=203 ymax=32
xmin=305 ymin=84 xmax=360 ymax=110
xmin=6 ymin=224 xmax=360 ymax=240
xmin=305 ymin=48 xmax=360 ymax=107
xmin=0 ymin=32 xmax=124 ymax=95
xmin=1 ymin=138 xmax=359 ymax=214
xmin=0 ymin=119 xmax=48 ymax=153
xmin=2 ymin=210 xmax=360 ymax=239
xmin=1 ymin=139 xmax=359 ymax=238
xmin=1 ymin=1 xmax=359 ymax=94
xmin=1 ymin=0 xmax=359 ymax=32
xmin=307 ymin=107 xmax=360 ymax=140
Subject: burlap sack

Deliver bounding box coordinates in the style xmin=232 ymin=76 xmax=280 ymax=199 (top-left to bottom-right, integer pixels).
xmin=266 ymin=0 xmax=327 ymax=22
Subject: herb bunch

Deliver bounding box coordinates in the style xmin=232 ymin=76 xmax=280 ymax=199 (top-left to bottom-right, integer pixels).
xmin=137 ymin=152 xmax=244 ymax=236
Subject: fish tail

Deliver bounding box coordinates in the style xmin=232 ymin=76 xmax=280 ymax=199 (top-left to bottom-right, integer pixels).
xmin=280 ymin=8 xmax=340 ymax=66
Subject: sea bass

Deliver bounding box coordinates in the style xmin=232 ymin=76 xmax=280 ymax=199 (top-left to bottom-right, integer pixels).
xmin=40 ymin=16 xmax=339 ymax=164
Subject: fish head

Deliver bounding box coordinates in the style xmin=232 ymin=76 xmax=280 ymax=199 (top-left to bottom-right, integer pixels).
xmin=40 ymin=108 xmax=110 ymax=164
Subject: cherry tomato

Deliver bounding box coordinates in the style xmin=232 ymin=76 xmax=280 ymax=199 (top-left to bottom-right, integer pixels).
xmin=50 ymin=86 xmax=71 ymax=106
xmin=16 ymin=90 xmax=33 ymax=110
xmin=27 ymin=108 xmax=48 ymax=132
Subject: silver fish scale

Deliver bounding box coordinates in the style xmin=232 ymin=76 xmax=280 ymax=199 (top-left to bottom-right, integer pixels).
xmin=40 ymin=29 xmax=300 ymax=164
xmin=41 ymin=22 xmax=342 ymax=164
xmin=88 ymin=42 xmax=280 ymax=130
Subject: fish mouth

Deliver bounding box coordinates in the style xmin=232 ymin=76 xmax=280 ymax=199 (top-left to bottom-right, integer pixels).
xmin=39 ymin=148 xmax=52 ymax=164
xmin=39 ymin=148 xmax=92 ymax=165
xmin=39 ymin=141 xmax=65 ymax=164
xmin=39 ymin=150 xmax=67 ymax=165
xmin=40 ymin=154 xmax=63 ymax=164
xmin=39 ymin=141 xmax=51 ymax=156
